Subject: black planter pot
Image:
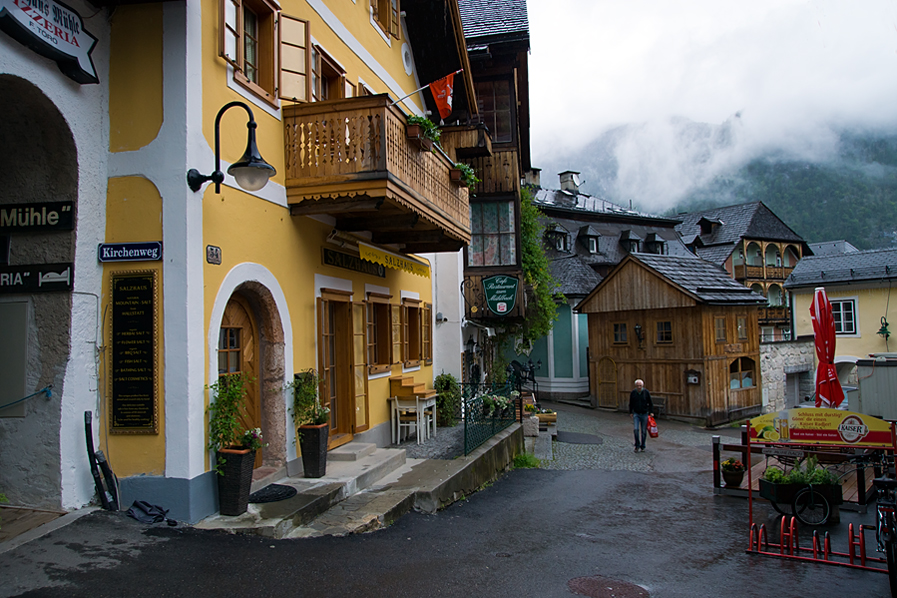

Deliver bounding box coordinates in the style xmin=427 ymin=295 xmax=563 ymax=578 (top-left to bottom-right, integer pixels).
xmin=722 ymin=470 xmax=745 ymax=488
xmin=216 ymin=447 xmax=256 ymax=516
xmin=299 ymin=423 xmax=329 ymax=478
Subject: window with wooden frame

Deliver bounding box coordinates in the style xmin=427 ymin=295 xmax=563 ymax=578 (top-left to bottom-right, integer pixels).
xmin=365 ymin=293 xmax=392 ymax=375
xmin=220 ymin=0 xmax=278 ymax=104
xmin=221 ymin=2 xmax=314 ymax=106
xmin=613 ymin=322 xmax=628 ymax=344
xmin=311 ymin=45 xmax=346 ymax=102
xmin=714 ymin=317 xmax=727 ymax=343
xmin=476 ymin=78 xmax=513 ymax=143
xmin=370 ymin=0 xmax=400 ymax=39
xmin=729 ymin=357 xmax=755 ymax=389
xmin=422 ymin=303 xmax=432 ymax=365
xmin=468 ymin=199 xmax=517 ymax=267
xmin=655 ymin=321 xmax=672 ymax=344
xmin=737 ymin=316 xmax=748 ymax=341
xmin=401 ymin=298 xmax=422 ymax=368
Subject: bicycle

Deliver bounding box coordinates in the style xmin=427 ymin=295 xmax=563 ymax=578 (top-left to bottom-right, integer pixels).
xmin=873 ymin=475 xmax=897 ymax=597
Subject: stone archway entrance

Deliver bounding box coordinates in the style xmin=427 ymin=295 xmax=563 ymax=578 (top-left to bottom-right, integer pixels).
xmin=218 ymin=283 xmax=287 ymax=470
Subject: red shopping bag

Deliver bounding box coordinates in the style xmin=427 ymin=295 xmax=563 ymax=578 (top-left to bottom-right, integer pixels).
xmin=647 ymin=415 xmax=659 ymax=438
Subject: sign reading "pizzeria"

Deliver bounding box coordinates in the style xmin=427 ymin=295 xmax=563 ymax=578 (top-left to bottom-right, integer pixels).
xmin=0 ymin=0 xmax=99 ymax=84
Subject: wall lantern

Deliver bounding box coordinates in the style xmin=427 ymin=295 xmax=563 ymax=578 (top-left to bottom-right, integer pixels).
xmin=634 ymin=323 xmax=644 ymax=349
xmin=187 ymin=101 xmax=276 ymax=194
xmin=465 ymin=335 xmax=477 ymax=354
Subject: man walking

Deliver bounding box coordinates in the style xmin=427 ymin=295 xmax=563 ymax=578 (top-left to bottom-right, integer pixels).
xmin=629 ymin=379 xmax=654 ymax=452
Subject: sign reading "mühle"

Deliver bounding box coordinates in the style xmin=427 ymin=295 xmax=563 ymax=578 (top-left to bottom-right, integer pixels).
xmin=0 ymin=201 xmax=74 ymax=233
xmin=482 ymin=275 xmax=519 ymax=316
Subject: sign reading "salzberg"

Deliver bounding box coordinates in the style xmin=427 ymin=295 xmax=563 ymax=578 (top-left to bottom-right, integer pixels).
xmin=98 ymin=242 xmax=163 ymax=263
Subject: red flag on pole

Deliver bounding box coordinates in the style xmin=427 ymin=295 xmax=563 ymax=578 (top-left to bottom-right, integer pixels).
xmin=430 ymin=72 xmax=455 ymax=119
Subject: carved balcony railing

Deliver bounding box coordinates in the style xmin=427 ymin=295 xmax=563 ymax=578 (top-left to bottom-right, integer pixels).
xmin=759 ymin=306 xmax=790 ymax=322
xmin=283 ymin=95 xmax=470 ymax=253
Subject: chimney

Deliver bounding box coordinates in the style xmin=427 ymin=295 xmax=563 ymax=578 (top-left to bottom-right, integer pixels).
xmin=559 ymin=170 xmax=580 ymax=194
xmin=524 ymin=168 xmax=542 ymax=188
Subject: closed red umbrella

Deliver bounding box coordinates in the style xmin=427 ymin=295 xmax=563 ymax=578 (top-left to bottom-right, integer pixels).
xmin=809 ymin=286 xmax=844 ymax=408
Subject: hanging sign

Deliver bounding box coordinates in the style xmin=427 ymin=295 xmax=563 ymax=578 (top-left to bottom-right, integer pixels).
xmin=0 ymin=0 xmax=99 ymax=84
xmin=482 ymin=274 xmax=519 ymax=315
xmin=98 ymin=242 xmax=162 ymax=263
xmin=750 ymin=408 xmax=893 ymax=448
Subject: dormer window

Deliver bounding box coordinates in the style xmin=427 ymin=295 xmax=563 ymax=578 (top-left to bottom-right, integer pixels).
xmin=645 ymin=233 xmax=666 ymax=255
xmin=578 ymin=225 xmax=601 ymax=254
xmin=545 ymin=223 xmax=570 ymax=252
xmin=698 ymin=216 xmax=723 ymax=236
xmin=619 ymin=230 xmax=641 ymax=253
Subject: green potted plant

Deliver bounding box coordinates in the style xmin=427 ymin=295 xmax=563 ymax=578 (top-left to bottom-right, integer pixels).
xmin=450 ymin=162 xmax=480 ymax=189
xmin=720 ymin=457 xmax=746 ymax=487
xmin=289 ymin=369 xmax=330 ymax=478
xmin=759 ymin=456 xmax=842 ymax=505
xmin=206 ymin=373 xmax=261 ymax=516
xmin=434 ymin=372 xmax=460 ymax=427
xmin=406 ymin=115 xmax=440 ymax=150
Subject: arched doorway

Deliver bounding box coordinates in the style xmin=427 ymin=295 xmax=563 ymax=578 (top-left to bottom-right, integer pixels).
xmin=219 ymin=294 xmax=263 ymax=467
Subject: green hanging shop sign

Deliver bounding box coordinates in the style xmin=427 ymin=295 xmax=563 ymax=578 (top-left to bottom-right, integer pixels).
xmin=482 ymin=275 xmax=519 ymax=316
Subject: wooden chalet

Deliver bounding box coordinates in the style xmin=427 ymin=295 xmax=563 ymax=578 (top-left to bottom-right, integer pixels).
xmin=576 ymin=253 xmax=767 ymax=426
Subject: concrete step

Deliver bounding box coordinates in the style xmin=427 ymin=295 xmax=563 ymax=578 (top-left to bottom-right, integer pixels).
xmin=195 ymin=446 xmax=407 ymax=539
xmin=328 ymin=442 xmax=376 ymax=461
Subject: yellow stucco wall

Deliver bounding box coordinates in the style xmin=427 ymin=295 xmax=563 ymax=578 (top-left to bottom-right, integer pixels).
xmin=101 ymin=177 xmax=166 ymax=476
xmin=792 ymin=284 xmax=895 ymax=362
xmin=109 ymin=4 xmax=164 ymax=152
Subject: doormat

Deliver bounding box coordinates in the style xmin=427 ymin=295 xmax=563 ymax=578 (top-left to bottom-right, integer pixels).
xmin=556 ymin=431 xmax=603 ymax=445
xmin=249 ymin=484 xmax=298 ymax=504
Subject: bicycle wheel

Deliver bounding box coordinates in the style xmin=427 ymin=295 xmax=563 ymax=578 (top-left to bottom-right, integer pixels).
xmin=792 ymin=488 xmax=830 ymax=525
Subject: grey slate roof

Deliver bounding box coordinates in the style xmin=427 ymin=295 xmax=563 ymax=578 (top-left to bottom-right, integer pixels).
xmin=674 ymin=202 xmax=807 ymax=266
xmin=457 ymin=0 xmax=529 ymax=42
xmin=633 ymin=254 xmax=768 ymax=305
xmin=549 ymin=255 xmax=603 ymax=297
xmin=808 ymin=240 xmax=860 ymax=256
xmin=534 ymin=188 xmax=658 ymax=218
xmin=785 ymin=247 xmax=897 ymax=288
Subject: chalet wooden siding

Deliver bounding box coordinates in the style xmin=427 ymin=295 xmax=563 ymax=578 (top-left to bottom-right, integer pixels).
xmin=578 ymin=254 xmax=766 ymax=425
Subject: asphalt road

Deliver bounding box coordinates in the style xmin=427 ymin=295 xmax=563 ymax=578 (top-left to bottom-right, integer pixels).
xmin=1 ymin=407 xmax=892 ymax=598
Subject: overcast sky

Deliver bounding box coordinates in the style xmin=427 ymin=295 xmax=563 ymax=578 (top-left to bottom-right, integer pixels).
xmin=527 ymin=0 xmax=897 ymax=204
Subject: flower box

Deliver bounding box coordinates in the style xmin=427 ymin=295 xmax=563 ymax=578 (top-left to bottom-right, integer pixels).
xmin=758 ymin=479 xmax=843 ymax=505
xmin=449 ymin=168 xmax=464 ymax=185
xmin=536 ymin=412 xmax=557 ymax=423
xmin=406 ymin=124 xmax=433 ymax=151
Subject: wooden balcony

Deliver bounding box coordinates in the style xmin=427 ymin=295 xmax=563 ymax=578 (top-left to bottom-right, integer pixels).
xmin=283 ymin=95 xmax=470 ymax=253
xmin=439 ymin=124 xmax=492 ymax=161
xmin=733 ymin=264 xmax=764 ymax=280
xmin=461 ymin=148 xmax=521 ymax=197
xmin=759 ymin=306 xmax=790 ymax=323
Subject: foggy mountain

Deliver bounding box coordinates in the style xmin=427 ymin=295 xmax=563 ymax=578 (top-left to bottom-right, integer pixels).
xmin=534 ymin=117 xmax=897 ymax=250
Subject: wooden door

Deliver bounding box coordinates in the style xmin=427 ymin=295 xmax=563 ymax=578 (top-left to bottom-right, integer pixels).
xmin=218 ymin=295 xmax=262 ymax=468
xmin=597 ymin=356 xmax=617 ymax=409
xmin=318 ymin=296 xmax=353 ymax=449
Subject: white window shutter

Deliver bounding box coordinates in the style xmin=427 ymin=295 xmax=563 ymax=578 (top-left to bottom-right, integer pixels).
xmin=279 ymin=14 xmax=311 ymax=102
xmin=220 ymin=0 xmax=241 ymax=68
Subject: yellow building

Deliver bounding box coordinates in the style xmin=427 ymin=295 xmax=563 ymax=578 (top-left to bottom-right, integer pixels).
xmin=785 ymin=248 xmax=897 ymax=382
xmin=2 ymin=0 xmax=476 ymax=522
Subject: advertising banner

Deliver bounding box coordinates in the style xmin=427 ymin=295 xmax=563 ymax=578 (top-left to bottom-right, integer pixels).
xmin=750 ymin=408 xmax=893 ymax=448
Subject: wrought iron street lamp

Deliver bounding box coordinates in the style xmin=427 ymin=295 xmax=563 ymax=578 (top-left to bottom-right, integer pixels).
xmin=187 ymin=101 xmax=276 ymax=194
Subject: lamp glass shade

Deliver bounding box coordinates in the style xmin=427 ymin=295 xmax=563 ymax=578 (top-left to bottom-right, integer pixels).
xmin=229 ymin=164 xmax=275 ymax=191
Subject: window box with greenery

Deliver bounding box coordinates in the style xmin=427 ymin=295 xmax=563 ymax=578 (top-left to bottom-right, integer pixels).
xmin=450 ymin=163 xmax=480 ymax=189
xmin=289 ymin=369 xmax=330 ymax=478
xmin=406 ymin=115 xmax=440 ymax=151
xmin=206 ymin=373 xmax=264 ymax=516
xmin=759 ymin=457 xmax=843 ymax=510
